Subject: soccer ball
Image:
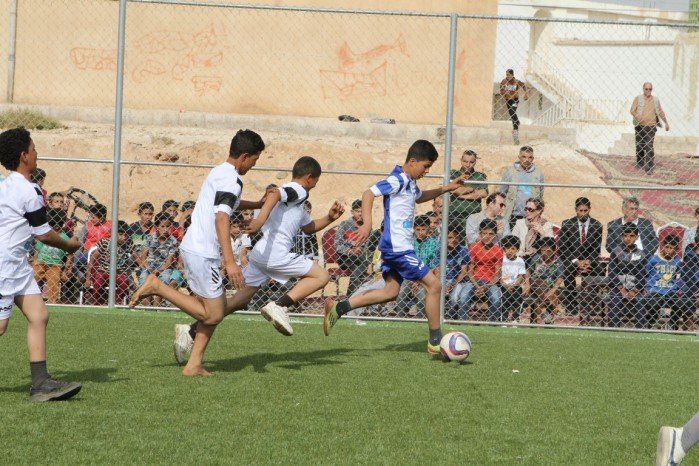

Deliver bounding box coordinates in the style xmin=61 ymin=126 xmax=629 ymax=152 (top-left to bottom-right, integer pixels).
xmin=439 ymin=331 xmax=472 ymax=362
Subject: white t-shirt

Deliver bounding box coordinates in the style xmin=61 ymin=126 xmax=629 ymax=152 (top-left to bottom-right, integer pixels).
xmin=180 ymin=162 xmax=242 ymax=259
xmin=370 ymin=165 xmax=422 ymax=254
xmin=501 ymin=256 xmax=526 ymax=286
xmin=248 ymin=182 xmax=311 ymax=265
xmin=230 ymin=233 xmax=252 ymax=266
xmin=0 ymin=172 xmax=52 ymax=278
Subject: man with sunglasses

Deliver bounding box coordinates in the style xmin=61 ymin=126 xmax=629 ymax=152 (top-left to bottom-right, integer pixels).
xmin=630 ymin=82 xmax=669 ymax=175
xmin=465 ymin=192 xmax=510 ymax=245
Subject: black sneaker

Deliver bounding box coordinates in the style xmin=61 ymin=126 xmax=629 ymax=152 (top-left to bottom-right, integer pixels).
xmin=29 ymin=377 xmax=82 ymax=402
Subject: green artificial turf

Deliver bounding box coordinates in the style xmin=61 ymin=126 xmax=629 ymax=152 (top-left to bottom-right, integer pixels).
xmin=1 ymin=307 xmax=696 ymax=465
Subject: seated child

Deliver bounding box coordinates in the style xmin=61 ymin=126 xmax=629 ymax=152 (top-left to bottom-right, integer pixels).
xmin=85 ymin=220 xmax=137 ymax=305
xmin=607 ymin=223 xmax=647 ymax=328
xmin=456 ymin=219 xmax=503 ymax=321
xmin=33 ymin=208 xmax=73 ymax=303
xmin=137 ymin=211 xmax=178 ymax=306
xmin=444 ymin=224 xmax=470 ymax=320
xmin=643 ymin=234 xmax=692 ymax=330
xmin=500 ymin=235 xmax=527 ymax=322
xmin=527 ymin=237 xmax=564 ymax=324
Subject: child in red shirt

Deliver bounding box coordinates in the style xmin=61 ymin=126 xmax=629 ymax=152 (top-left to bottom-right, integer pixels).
xmin=459 ymin=219 xmax=503 ymax=321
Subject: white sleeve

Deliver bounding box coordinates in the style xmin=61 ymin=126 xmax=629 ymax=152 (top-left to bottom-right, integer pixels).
xmin=279 ymin=184 xmax=307 ymax=206
xmin=370 ymin=175 xmax=403 ymax=197
xmin=24 ymin=183 xmax=51 ymax=236
xmin=213 ymin=177 xmax=243 ymax=216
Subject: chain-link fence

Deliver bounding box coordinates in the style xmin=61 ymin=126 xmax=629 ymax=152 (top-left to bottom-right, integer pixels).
xmin=1 ymin=1 xmax=697 ymax=334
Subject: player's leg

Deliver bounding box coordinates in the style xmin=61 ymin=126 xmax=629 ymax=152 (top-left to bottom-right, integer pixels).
xmin=285 ymin=263 xmax=330 ymax=304
xmin=324 ymin=274 xmax=401 ymax=336
xmin=416 ymin=271 xmax=443 ymax=353
xmin=0 ymin=318 xmax=8 ymax=336
xmin=15 ymin=292 xmax=81 ymax=401
xmin=656 ymin=411 xmax=699 ymax=466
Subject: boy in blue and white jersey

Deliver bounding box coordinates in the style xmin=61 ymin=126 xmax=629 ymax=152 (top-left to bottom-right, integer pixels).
xmin=323 ymin=140 xmax=467 ymax=354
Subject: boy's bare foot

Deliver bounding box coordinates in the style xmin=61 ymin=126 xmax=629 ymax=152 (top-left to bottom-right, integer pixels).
xmin=182 ymin=366 xmax=213 ymax=377
xmin=129 ymin=274 xmax=161 ymax=308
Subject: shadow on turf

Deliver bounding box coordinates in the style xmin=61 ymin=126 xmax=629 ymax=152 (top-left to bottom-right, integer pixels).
xmin=154 ymin=348 xmax=355 ymax=374
xmin=0 ymin=366 xmax=126 ymax=394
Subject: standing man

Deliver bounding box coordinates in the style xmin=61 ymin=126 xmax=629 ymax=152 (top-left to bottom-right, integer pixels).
xmin=448 ymin=150 xmax=488 ymax=230
xmin=558 ymin=197 xmax=603 ymax=313
xmin=0 ymin=127 xmax=82 ymax=401
xmin=605 ymin=196 xmax=658 ymax=257
xmin=498 ymin=146 xmax=544 ymax=229
xmin=630 ymin=82 xmax=669 ymax=175
xmin=500 ymin=69 xmax=529 ymax=145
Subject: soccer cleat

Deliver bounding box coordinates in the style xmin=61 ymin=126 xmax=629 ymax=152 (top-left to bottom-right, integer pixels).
xmin=323 ymin=299 xmax=339 ymax=336
xmin=656 ymin=426 xmax=685 ymax=466
xmin=260 ymin=302 xmax=293 ymax=336
xmin=29 ymin=377 xmax=82 ymax=402
xmin=427 ymin=341 xmax=441 ymax=355
xmin=173 ymin=324 xmax=193 ymax=365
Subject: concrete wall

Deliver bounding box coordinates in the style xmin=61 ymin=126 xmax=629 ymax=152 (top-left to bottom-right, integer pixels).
xmin=1 ymin=0 xmax=497 ymax=125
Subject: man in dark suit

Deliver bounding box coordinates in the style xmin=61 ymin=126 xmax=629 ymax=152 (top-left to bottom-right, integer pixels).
xmin=558 ymin=197 xmax=604 ymax=314
xmin=605 ymin=196 xmax=658 ymax=257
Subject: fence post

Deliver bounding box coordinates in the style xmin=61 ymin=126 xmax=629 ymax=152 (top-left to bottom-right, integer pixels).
xmin=108 ymin=0 xmax=128 ymax=309
xmin=439 ymin=13 xmax=459 ymax=325
xmin=6 ymin=0 xmax=17 ymax=103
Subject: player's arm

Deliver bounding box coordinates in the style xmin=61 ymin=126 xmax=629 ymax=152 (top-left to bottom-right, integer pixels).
xmin=35 ymin=229 xmax=80 ymax=253
xmin=245 ymin=189 xmax=281 ymax=234
xmin=417 ymin=175 xmax=468 ymax=204
xmin=302 ymin=201 xmax=345 ymax=234
xmin=238 ymin=184 xmax=276 ymax=211
xmin=352 ymin=189 xmax=376 ymax=245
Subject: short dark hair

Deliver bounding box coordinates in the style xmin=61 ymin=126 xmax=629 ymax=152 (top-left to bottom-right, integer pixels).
xmin=138 ymin=201 xmax=154 ymax=213
xmin=48 ymin=192 xmax=64 ymax=203
xmin=662 ymin=234 xmax=680 ymax=247
xmin=162 ymin=199 xmax=179 ymax=211
xmin=181 ymin=200 xmax=196 ymax=211
xmin=30 ymin=168 xmax=46 ymax=184
xmin=446 ymin=222 xmax=463 ymax=238
xmin=46 ymin=208 xmax=65 ymax=229
xmin=292 ymin=156 xmax=321 ymax=178
xmin=229 ymin=129 xmax=265 ymax=158
xmin=351 ymin=199 xmax=362 ymax=210
xmin=501 ymin=235 xmax=521 ymax=249
xmin=414 ymin=215 xmax=431 ymax=228
xmin=486 ymin=192 xmax=504 ymax=205
xmin=117 ymin=220 xmax=129 ymax=234
xmin=520 ymin=145 xmax=534 ymax=154
xmin=154 ymin=211 xmax=172 ymax=226
xmin=0 ymin=127 xmax=31 ymax=171
xmin=406 ymin=140 xmax=438 ymax=163
xmin=230 ymin=211 xmax=243 ymax=224
xmin=461 ymin=149 xmax=477 ymax=159
xmin=575 ymin=197 xmax=591 ymax=208
xmin=621 ymin=222 xmax=639 ymax=235
xmin=535 ymin=237 xmax=557 ymax=251
xmin=479 ymin=218 xmax=498 ymax=233
xmin=183 ymin=215 xmax=192 ymax=231
xmin=506 ymin=69 xmax=514 ymax=75
xmin=90 ymin=203 xmax=107 ymax=219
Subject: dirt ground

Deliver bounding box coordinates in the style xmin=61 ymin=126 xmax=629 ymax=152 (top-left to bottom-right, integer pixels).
xmin=13 ymin=121 xmax=632 ymax=233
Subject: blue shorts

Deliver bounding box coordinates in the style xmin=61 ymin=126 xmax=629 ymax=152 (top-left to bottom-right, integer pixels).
xmin=380 ymin=250 xmax=430 ymax=284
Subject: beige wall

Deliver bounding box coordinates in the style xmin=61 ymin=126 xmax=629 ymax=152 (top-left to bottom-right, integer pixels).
xmin=4 ymin=0 xmax=496 ymax=125
xmin=0 ymin=0 xmax=10 ymax=103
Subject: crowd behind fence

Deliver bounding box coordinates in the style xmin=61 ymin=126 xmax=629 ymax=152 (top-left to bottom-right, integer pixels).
xmin=1 ymin=1 xmax=698 ymax=334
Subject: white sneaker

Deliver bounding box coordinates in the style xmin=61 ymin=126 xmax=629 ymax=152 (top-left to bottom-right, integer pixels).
xmin=260 ymin=302 xmax=293 ymax=336
xmin=173 ymin=324 xmax=193 ymax=365
xmin=656 ymin=426 xmax=685 ymax=466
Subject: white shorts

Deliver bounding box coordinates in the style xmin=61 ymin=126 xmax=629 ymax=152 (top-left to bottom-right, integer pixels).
xmin=181 ymin=250 xmax=223 ymax=299
xmin=0 ymin=273 xmax=41 ymax=320
xmin=243 ymin=254 xmax=314 ymax=288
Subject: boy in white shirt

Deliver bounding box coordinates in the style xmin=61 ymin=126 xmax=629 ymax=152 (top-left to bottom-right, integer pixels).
xmin=129 ymin=129 xmax=267 ymax=376
xmin=228 ymin=211 xmax=251 ymax=267
xmin=172 ymin=156 xmax=344 ymax=368
xmin=0 ymin=128 xmax=82 ymax=401
xmin=500 ymin=235 xmax=528 ymax=322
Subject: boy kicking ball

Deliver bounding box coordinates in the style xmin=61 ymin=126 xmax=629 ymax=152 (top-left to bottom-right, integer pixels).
xmin=172 ymin=156 xmax=344 ymax=367
xmin=129 ymin=129 xmax=266 ymax=376
xmin=0 ymin=128 xmax=82 ymax=401
xmin=323 ymin=140 xmax=467 ymax=354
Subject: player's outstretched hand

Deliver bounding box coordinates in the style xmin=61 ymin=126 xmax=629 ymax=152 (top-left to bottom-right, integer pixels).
xmin=446 ymin=173 xmax=469 ymax=192
xmin=226 ymin=263 xmax=245 ymax=290
xmin=354 ymin=223 xmax=372 ymax=246
xmin=244 ymin=218 xmax=264 ymax=234
xmin=327 ymin=201 xmax=345 ymax=221
xmin=65 ymin=236 xmax=81 ymax=253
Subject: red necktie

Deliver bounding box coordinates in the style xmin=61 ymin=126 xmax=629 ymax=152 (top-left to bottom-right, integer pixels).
xmin=580 ymin=224 xmax=587 ymax=244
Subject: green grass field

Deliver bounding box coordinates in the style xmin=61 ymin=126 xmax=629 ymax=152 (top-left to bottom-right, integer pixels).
xmin=1 ymin=307 xmax=697 ymax=465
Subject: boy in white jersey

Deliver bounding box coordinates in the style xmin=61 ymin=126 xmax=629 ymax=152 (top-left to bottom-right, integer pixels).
xmin=129 ymin=130 xmax=266 ymax=376
xmin=173 ymin=156 xmax=344 ymax=367
xmin=0 ymin=128 xmax=82 ymax=401
xmin=323 ymin=140 xmax=467 ymax=354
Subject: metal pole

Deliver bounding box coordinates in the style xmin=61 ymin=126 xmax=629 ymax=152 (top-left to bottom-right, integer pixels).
xmin=6 ymin=0 xmax=18 ymax=103
xmin=438 ymin=13 xmax=458 ymax=325
xmin=108 ymin=0 xmax=127 ymax=308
